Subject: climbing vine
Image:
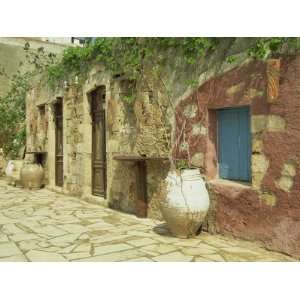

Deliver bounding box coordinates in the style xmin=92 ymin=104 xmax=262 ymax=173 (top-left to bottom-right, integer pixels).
xmin=45 ymin=38 xmax=220 ymax=87
xmin=0 ymin=37 xmax=299 ymax=159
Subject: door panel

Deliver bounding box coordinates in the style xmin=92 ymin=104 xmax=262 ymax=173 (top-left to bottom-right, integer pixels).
xmin=91 ymin=87 xmax=106 ymax=197
xmin=55 ymin=100 xmax=63 ymax=187
xmin=218 ymin=107 xmax=251 ymax=182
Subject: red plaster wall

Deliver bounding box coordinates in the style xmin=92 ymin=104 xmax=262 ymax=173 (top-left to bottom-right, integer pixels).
xmin=174 ymin=58 xmax=300 ymax=258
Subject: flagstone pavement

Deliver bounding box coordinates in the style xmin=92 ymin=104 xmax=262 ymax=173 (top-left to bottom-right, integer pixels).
xmin=0 ymin=179 xmax=297 ymax=262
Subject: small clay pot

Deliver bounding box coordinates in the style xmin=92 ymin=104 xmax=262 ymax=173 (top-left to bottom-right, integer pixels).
xmin=20 ymin=163 xmax=44 ymax=190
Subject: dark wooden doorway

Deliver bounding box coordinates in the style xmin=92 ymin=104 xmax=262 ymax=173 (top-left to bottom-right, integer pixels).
xmin=91 ymin=87 xmax=106 ymax=197
xmin=55 ymin=99 xmax=64 ymax=187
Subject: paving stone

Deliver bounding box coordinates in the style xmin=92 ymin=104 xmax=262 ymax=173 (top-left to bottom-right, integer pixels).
xmin=0 ymin=241 xmax=23 ymax=257
xmin=0 ymin=213 xmax=16 ymax=224
xmin=57 ymin=224 xmax=87 ymax=234
xmin=38 ymin=246 xmax=63 ymax=253
xmin=201 ymin=254 xmax=226 ymax=262
xmin=221 ymin=252 xmax=256 ymax=262
xmin=0 ymin=234 xmax=9 ymax=242
xmin=221 ymin=246 xmax=263 ymax=255
xmin=181 ymin=243 xmax=218 ymax=255
xmin=0 ymin=254 xmax=28 ymax=262
xmin=140 ymin=244 xmax=178 ymax=255
xmin=10 ymin=233 xmax=39 ymax=242
xmin=129 ymin=230 xmax=155 ymax=238
xmin=26 ymin=250 xmax=67 ymax=262
xmin=49 ymin=233 xmax=81 ymax=247
xmin=153 ymin=251 xmax=194 ymax=262
xmin=173 ymin=239 xmax=202 ymax=247
xmin=18 ymin=240 xmax=40 ymax=252
xmin=86 ymin=222 xmax=115 ymax=231
xmin=93 ymin=243 xmax=133 ymax=256
xmin=64 ymin=252 xmax=91 ymax=261
xmin=74 ymin=243 xmax=91 ymax=253
xmin=194 ymin=257 xmax=211 ymax=262
xmin=90 ymin=234 xmax=130 ymax=244
xmin=76 ymin=249 xmax=144 ymax=262
xmin=32 ymin=225 xmax=68 ymax=237
xmin=128 ymin=257 xmax=153 ymax=262
xmin=58 ymin=244 xmax=77 ymax=254
xmin=1 ymin=224 xmax=26 ymax=235
xmin=127 ymin=238 xmax=157 ymax=247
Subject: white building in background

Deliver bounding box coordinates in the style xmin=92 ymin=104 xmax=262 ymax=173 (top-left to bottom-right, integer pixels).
xmin=0 ymin=37 xmax=75 ymax=97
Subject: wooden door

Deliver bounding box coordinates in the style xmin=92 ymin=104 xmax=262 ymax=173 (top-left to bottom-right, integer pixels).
xmin=217 ymin=106 xmax=251 ymax=182
xmin=91 ymin=87 xmax=106 ymax=197
xmin=55 ymin=100 xmax=64 ymax=187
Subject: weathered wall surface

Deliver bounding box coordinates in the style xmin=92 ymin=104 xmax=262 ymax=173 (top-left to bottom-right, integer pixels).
xmin=174 ymin=57 xmax=300 ymax=258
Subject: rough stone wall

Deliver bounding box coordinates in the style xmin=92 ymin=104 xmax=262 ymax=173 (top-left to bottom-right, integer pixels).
xmin=174 ymin=58 xmax=300 ymax=258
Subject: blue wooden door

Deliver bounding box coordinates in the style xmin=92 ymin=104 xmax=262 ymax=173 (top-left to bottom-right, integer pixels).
xmin=217 ymin=107 xmax=251 ymax=181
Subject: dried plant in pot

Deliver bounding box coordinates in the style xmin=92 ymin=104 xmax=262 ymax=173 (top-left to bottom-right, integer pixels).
xmin=159 ymin=158 xmax=210 ymax=239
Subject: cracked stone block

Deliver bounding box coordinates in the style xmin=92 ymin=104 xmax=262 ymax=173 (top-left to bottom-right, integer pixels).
xmin=251 ymin=115 xmax=267 ymax=134
xmin=282 ymin=162 xmax=297 ymax=177
xmin=277 ymin=176 xmax=294 ymax=192
xmin=267 ymin=115 xmax=286 ymax=132
xmin=260 ymin=193 xmax=277 ymax=206
xmin=252 ymin=138 xmax=263 ymax=153
xmin=226 ymin=82 xmax=245 ymax=96
xmin=252 ymin=154 xmax=269 ymax=189
xmin=245 ymin=88 xmax=263 ymax=99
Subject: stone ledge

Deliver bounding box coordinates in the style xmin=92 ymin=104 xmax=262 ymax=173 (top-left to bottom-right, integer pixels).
xmin=208 ymin=179 xmax=252 ymax=190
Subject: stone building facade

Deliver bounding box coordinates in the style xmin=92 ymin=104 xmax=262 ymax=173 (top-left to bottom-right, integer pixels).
xmin=25 ymin=45 xmax=300 ymax=258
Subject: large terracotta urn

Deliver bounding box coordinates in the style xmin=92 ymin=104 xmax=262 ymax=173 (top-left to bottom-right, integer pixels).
xmin=20 ymin=163 xmax=44 ymax=190
xmin=160 ymin=169 xmax=210 ymax=238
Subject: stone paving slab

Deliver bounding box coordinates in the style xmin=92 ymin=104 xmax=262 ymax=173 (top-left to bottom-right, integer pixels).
xmin=0 ymin=179 xmax=298 ymax=262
